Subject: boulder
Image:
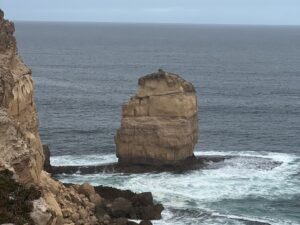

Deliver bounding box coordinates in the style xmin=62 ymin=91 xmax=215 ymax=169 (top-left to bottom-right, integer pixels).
xmin=115 ymin=70 xmax=198 ymax=165
xmin=78 ymin=182 xmax=96 ymax=197
xmin=134 ymin=204 xmax=164 ymax=220
xmin=132 ymin=192 xmax=153 ymax=206
xmin=94 ymin=185 xmax=164 ymax=220
xmin=90 ymin=192 xmax=104 ymax=206
xmin=110 ymin=197 xmax=133 ymax=218
xmin=30 ymin=198 xmax=52 ymax=225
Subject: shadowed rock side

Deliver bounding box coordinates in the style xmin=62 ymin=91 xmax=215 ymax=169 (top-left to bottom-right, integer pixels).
xmin=115 ymin=70 xmax=198 ymax=165
xmin=0 ymin=9 xmax=160 ymax=225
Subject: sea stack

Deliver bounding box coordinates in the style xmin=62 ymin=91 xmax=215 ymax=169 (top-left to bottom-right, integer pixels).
xmin=115 ymin=70 xmax=198 ymax=165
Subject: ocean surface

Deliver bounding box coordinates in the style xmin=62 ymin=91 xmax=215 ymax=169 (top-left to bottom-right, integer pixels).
xmin=15 ymin=22 xmax=300 ymax=225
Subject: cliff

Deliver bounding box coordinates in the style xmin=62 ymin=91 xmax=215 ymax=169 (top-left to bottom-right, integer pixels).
xmin=0 ymin=10 xmax=99 ymax=225
xmin=0 ymin=9 xmax=161 ymax=225
xmin=0 ymin=9 xmax=44 ymax=185
xmin=115 ymin=70 xmax=198 ymax=165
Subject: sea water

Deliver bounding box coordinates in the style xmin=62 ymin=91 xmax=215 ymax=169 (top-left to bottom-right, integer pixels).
xmin=15 ymin=22 xmax=300 ymax=224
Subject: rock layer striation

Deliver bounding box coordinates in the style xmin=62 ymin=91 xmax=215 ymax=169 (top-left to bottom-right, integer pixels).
xmin=115 ymin=70 xmax=198 ymax=165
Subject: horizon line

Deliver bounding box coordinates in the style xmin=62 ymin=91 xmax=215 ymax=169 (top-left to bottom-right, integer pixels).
xmin=12 ymin=19 xmax=300 ymax=27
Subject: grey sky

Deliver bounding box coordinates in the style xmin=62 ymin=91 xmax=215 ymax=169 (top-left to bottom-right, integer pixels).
xmin=1 ymin=0 xmax=300 ymax=25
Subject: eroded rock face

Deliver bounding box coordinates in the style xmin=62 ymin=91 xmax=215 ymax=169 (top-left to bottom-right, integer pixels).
xmin=0 ymin=10 xmax=163 ymax=225
xmin=115 ymin=70 xmax=198 ymax=165
xmin=0 ymin=9 xmax=44 ymax=185
xmin=0 ymin=10 xmax=100 ymax=225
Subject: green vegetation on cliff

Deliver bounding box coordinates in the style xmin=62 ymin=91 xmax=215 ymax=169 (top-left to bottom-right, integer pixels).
xmin=0 ymin=169 xmax=41 ymax=225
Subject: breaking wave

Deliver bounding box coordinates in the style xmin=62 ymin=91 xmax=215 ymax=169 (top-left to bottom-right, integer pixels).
xmin=52 ymin=151 xmax=300 ymax=224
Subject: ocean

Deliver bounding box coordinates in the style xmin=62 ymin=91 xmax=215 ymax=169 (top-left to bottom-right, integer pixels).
xmin=15 ymin=22 xmax=300 ymax=225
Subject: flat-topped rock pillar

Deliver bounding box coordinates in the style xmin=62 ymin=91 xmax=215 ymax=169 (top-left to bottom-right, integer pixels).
xmin=115 ymin=70 xmax=198 ymax=165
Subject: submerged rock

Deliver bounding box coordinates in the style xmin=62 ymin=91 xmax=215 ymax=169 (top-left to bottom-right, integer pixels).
xmin=115 ymin=70 xmax=198 ymax=165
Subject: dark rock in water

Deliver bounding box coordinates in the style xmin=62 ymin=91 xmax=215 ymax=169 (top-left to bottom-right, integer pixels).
xmin=135 ymin=204 xmax=164 ymax=220
xmin=93 ymin=185 xmax=164 ymax=220
xmin=133 ymin=192 xmax=153 ymax=206
xmin=139 ymin=221 xmax=153 ymax=225
xmin=50 ymin=155 xmax=230 ymax=175
xmin=42 ymin=145 xmax=52 ymax=172
xmin=109 ymin=197 xmax=133 ymax=218
xmin=66 ymin=182 xmax=163 ymax=222
xmin=50 ymin=153 xmax=282 ymax=176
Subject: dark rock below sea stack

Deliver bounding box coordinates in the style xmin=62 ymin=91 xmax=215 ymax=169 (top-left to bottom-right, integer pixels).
xmin=93 ymin=185 xmax=164 ymax=221
xmin=115 ymin=70 xmax=198 ymax=165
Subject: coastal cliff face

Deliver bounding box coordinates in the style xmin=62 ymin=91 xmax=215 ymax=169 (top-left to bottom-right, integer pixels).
xmin=0 ymin=10 xmax=162 ymax=225
xmin=0 ymin=10 xmax=101 ymax=225
xmin=115 ymin=70 xmax=198 ymax=164
xmin=0 ymin=9 xmax=44 ymax=184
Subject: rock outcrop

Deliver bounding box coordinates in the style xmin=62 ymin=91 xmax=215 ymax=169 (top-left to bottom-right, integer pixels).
xmin=115 ymin=70 xmax=198 ymax=165
xmin=94 ymin=186 xmax=164 ymax=221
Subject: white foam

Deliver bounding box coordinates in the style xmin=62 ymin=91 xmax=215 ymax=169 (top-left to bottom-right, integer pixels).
xmin=55 ymin=151 xmax=300 ymax=225
xmin=212 ymin=211 xmax=297 ymax=225
xmin=196 ymin=150 xmax=297 ymax=164
xmin=50 ymin=153 xmax=117 ymax=166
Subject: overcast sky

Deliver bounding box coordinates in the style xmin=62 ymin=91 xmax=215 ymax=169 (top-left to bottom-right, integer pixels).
xmin=1 ymin=0 xmax=300 ymax=25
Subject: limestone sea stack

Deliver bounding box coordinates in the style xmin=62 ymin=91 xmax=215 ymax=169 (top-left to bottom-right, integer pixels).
xmin=115 ymin=70 xmax=198 ymax=165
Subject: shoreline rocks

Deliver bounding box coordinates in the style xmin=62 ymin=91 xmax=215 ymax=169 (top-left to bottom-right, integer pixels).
xmin=115 ymin=70 xmax=198 ymax=165
xmin=93 ymin=186 xmax=163 ymax=221
xmin=60 ymin=183 xmax=162 ymax=224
